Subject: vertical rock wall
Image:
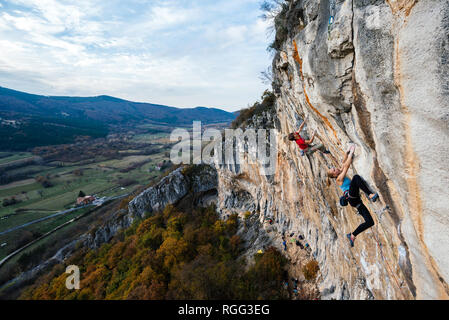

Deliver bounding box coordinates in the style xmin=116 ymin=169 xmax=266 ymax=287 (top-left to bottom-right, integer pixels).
xmin=216 ymin=0 xmax=448 ymax=299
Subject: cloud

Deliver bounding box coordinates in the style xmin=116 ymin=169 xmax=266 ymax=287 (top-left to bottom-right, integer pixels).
xmin=0 ymin=0 xmax=272 ymax=111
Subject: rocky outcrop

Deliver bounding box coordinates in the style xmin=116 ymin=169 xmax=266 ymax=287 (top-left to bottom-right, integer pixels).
xmin=128 ymin=165 xmax=218 ymax=218
xmin=87 ymin=165 xmax=218 ymax=249
xmin=84 ymin=209 xmax=132 ymax=249
xmin=215 ymin=0 xmax=449 ymax=300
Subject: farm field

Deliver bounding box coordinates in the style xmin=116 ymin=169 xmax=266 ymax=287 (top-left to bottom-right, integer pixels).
xmin=0 ymin=152 xmax=34 ymax=165
xmin=0 ymin=206 xmax=91 ymax=260
xmin=0 ymin=130 xmax=174 ymax=261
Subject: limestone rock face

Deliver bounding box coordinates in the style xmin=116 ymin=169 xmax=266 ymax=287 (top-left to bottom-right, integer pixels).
xmin=84 ymin=209 xmax=132 ymax=249
xmin=128 ymin=168 xmax=190 ymax=218
xmin=215 ymin=0 xmax=449 ymax=299
xmin=85 ymin=165 xmax=218 ymax=249
xmin=129 ymin=166 xmax=218 ymax=219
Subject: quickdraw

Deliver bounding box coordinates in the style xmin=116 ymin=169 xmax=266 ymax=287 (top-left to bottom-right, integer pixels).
xmin=328 ymin=0 xmax=336 ymax=39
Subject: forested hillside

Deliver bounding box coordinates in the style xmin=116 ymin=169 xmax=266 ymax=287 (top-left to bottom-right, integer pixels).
xmin=20 ymin=204 xmax=287 ymax=300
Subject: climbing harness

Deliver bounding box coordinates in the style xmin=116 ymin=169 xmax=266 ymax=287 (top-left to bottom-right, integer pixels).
xmin=339 ymin=190 xmax=351 ymax=206
xmin=328 ymin=0 xmax=336 ymax=39
xmin=340 ymin=194 xmax=349 ymax=206
xmin=339 ymin=190 xmax=359 ymax=207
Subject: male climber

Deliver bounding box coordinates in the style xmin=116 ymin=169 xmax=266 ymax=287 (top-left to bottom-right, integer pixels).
xmin=288 ymin=115 xmax=330 ymax=156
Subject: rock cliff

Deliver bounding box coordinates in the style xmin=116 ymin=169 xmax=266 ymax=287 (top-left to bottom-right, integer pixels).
xmin=215 ymin=0 xmax=448 ymax=299
xmin=6 ymin=0 xmax=447 ymax=301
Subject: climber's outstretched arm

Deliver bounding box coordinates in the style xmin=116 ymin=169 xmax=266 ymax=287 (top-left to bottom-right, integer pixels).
xmin=337 ymin=149 xmax=354 ymax=184
xmin=298 ymin=119 xmax=306 ymax=133
xmin=342 ymin=144 xmax=354 ymax=165
xmin=342 ymin=149 xmax=349 ymax=163
xmin=305 ymin=129 xmax=316 ymax=144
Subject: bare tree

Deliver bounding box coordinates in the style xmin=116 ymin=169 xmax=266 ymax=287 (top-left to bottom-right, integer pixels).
xmin=259 ymin=66 xmax=273 ymax=85
xmin=260 ymin=0 xmax=286 ymax=21
xmin=260 ymin=0 xmax=291 ymax=54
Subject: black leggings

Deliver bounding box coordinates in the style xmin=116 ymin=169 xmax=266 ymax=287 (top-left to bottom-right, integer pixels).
xmin=348 ymin=175 xmax=375 ymax=237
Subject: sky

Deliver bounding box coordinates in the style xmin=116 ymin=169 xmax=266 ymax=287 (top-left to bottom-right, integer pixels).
xmin=0 ymin=0 xmax=274 ymax=112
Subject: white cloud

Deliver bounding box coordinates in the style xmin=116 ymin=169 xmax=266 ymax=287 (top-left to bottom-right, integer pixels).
xmin=224 ymin=25 xmax=248 ymax=43
xmin=0 ymin=0 xmax=272 ymax=111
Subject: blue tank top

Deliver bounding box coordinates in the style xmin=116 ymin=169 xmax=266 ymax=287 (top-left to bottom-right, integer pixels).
xmin=340 ymin=177 xmax=351 ymax=193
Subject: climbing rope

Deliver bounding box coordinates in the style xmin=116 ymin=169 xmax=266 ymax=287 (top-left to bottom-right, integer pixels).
xmin=371 ymin=205 xmax=407 ymax=298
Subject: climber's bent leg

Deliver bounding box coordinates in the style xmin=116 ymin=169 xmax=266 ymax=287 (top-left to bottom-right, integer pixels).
xmin=349 ymin=175 xmax=373 ymax=198
xmin=305 ymin=143 xmax=324 ymax=155
xmin=350 ymin=201 xmax=375 ymax=237
xmin=317 ymin=143 xmax=330 ymax=154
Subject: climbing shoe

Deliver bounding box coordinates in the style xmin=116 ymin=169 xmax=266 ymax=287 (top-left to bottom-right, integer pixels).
xmin=323 ymin=149 xmax=331 ymax=154
xmin=347 ymin=233 xmax=354 ymax=247
xmin=370 ymin=193 xmax=379 ymax=203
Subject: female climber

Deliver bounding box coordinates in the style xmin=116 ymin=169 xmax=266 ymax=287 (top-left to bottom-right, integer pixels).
xmin=288 ymin=115 xmax=330 ymax=156
xmin=327 ymin=144 xmax=379 ymax=247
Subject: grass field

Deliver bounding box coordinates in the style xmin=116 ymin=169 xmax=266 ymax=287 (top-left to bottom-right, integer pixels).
xmin=0 ymin=206 xmax=91 ymax=259
xmin=131 ymin=132 xmax=171 ymax=144
xmin=0 ymin=179 xmax=36 ymax=191
xmin=0 ymin=152 xmax=33 ymax=165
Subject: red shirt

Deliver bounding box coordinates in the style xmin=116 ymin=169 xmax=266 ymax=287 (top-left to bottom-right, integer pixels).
xmin=295 ymin=133 xmax=308 ymax=150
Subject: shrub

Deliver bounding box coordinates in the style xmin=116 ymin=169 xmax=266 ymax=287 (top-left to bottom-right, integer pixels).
xmin=229 ymin=235 xmax=242 ymax=258
xmin=17 ymin=245 xmax=47 ymax=272
xmin=244 ymin=246 xmax=288 ymax=299
xmin=213 ymin=220 xmax=226 ymax=235
xmin=2 ymin=197 xmax=21 ymax=207
xmin=302 ymin=260 xmax=320 ymax=281
xmin=226 ymin=214 xmax=239 ymax=234
xmin=231 ymin=90 xmax=275 ymax=129
xmin=117 ymin=178 xmax=137 ymax=187
xmin=119 ymin=195 xmax=134 ymax=210
xmin=140 ymin=228 xmax=164 ymax=250
xmin=35 ymin=175 xmax=53 ymax=188
xmin=15 ymin=230 xmax=39 ymax=250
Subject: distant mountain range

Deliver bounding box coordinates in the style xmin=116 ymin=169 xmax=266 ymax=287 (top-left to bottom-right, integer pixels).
xmin=0 ymin=86 xmax=236 ymax=125
xmin=0 ymin=87 xmax=236 ymax=150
